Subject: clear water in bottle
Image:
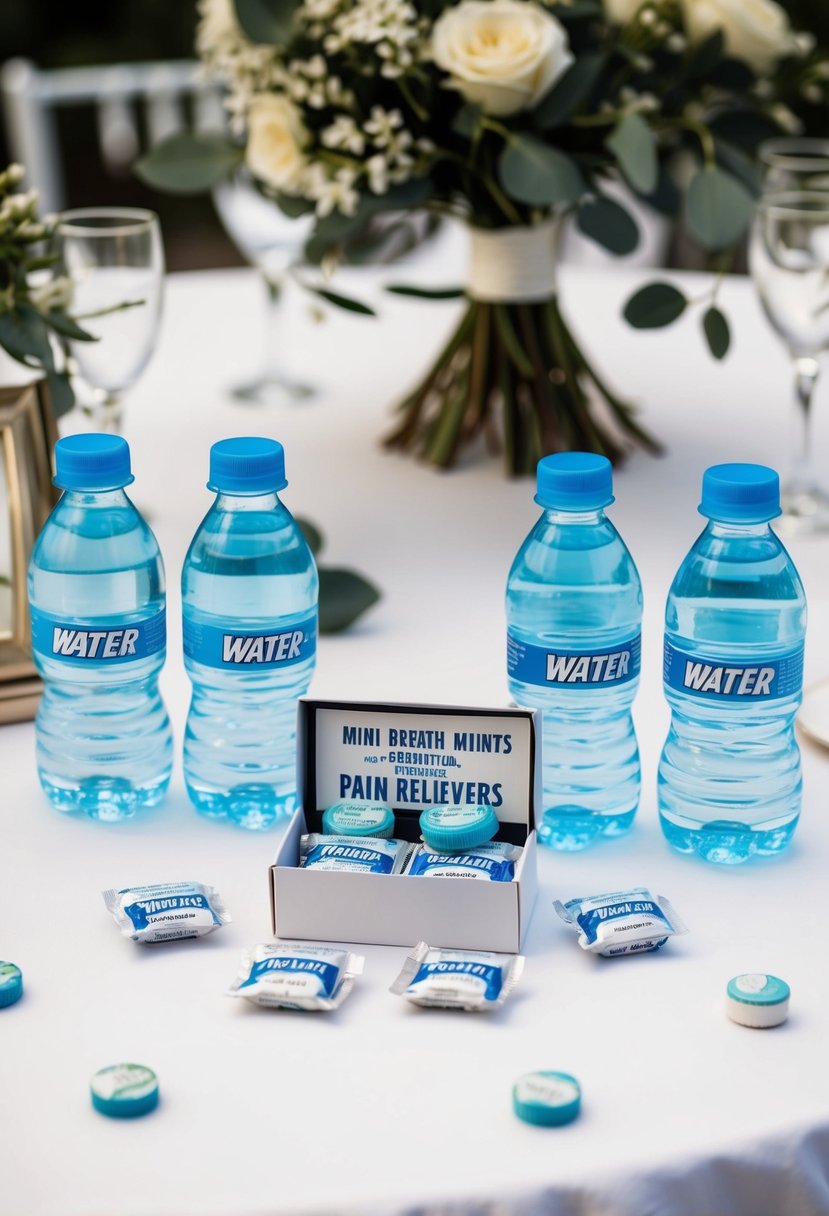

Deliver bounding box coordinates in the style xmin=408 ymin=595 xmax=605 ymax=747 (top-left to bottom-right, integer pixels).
xmin=182 ymin=437 xmax=317 ymax=830
xmin=507 ymin=453 xmax=642 ymax=850
xmin=28 ymin=434 xmax=172 ymax=820
xmin=659 ymin=463 xmax=806 ymax=864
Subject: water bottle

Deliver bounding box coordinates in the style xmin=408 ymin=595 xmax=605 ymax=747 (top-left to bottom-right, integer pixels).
xmin=182 ymin=437 xmax=318 ymax=830
xmin=28 ymin=433 xmax=172 ymax=819
xmin=659 ymin=463 xmax=806 ymax=864
xmin=506 ymin=453 xmax=642 ymax=850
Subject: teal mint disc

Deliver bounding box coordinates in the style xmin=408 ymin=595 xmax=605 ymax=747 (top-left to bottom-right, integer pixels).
xmin=322 ymin=801 xmax=395 ymax=838
xmin=513 ymin=1071 xmax=581 ymax=1127
xmin=91 ymin=1064 xmax=159 ymax=1118
xmin=726 ymin=973 xmax=790 ymax=1028
xmin=419 ymin=804 xmax=499 ymax=851
xmin=0 ymin=961 xmax=23 ymax=1008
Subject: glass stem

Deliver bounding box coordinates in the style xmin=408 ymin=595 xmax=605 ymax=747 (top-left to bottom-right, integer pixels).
xmin=262 ymin=272 xmax=286 ymax=382
xmin=94 ymin=393 xmax=123 ymax=434
xmin=790 ymin=355 xmax=821 ymax=494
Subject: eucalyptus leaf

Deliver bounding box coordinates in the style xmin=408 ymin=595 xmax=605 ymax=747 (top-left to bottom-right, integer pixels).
xmin=304 ymin=284 xmax=377 ymax=316
xmin=452 ymin=104 xmax=483 ymax=138
xmin=45 ymin=370 xmax=75 ymax=417
xmin=498 ymin=135 xmax=585 ymax=207
xmin=606 ymin=113 xmax=658 ymax=196
xmin=577 ymin=196 xmax=640 ymax=256
xmin=0 ymin=303 xmax=55 ymax=370
xmin=319 ymin=568 xmax=381 ymax=633
xmin=623 ymin=282 xmax=687 ymax=328
xmin=714 ymin=140 xmax=762 ymax=196
xmin=386 ymin=285 xmax=465 ymax=299
xmin=702 ymin=306 xmax=730 ymax=360
xmin=296 ymin=517 xmax=324 ymax=556
xmin=234 ymin=0 xmax=298 ymax=43
xmin=709 ymin=110 xmax=782 ymax=152
xmin=276 ymin=191 xmax=315 ymax=218
xmin=686 ymin=166 xmax=754 ymax=251
xmin=43 ymin=310 xmax=97 ymax=342
xmin=533 ymin=54 xmax=604 ymax=130
xmin=135 ymin=134 xmax=244 ymax=195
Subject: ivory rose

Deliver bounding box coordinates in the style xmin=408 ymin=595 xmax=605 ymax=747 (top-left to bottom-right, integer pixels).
xmin=431 ymin=0 xmax=573 ymax=117
xmin=681 ymin=0 xmax=799 ymax=73
xmin=246 ymin=95 xmax=309 ymax=192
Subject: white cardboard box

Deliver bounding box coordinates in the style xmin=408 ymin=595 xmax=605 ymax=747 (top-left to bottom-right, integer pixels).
xmin=269 ymin=699 xmax=539 ymax=951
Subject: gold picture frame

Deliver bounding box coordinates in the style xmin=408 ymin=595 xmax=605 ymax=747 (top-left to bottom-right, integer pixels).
xmin=0 ymin=381 xmax=58 ymax=721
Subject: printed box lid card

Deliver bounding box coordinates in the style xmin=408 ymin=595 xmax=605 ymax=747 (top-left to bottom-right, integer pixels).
xmin=301 ymin=702 xmax=536 ymax=841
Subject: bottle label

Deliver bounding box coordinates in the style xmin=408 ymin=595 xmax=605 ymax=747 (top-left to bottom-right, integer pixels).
xmin=507 ymin=630 xmax=641 ymax=689
xmin=663 ymin=640 xmax=804 ymax=701
xmin=30 ymin=606 xmax=166 ymax=665
xmin=183 ymin=612 xmax=317 ymax=670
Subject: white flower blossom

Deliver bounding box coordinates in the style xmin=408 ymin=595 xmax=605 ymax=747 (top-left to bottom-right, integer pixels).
xmin=322 ymin=115 xmax=367 ymax=154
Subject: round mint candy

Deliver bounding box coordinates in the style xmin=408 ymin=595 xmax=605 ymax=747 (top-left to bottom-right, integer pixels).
xmin=91 ymin=1064 xmax=159 ymax=1118
xmin=513 ymin=1071 xmax=581 ymax=1127
xmin=0 ymin=961 xmax=23 ymax=1008
xmin=726 ymin=973 xmax=790 ymax=1028
xmin=419 ymin=804 xmax=499 ymax=852
xmin=322 ymin=801 xmax=395 ymax=838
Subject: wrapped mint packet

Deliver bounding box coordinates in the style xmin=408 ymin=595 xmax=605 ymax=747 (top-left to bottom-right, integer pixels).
xmin=227 ymin=942 xmax=364 ymax=1011
xmin=391 ymin=942 xmax=524 ymax=1010
xmin=300 ymin=833 xmax=411 ymax=874
xmin=554 ymin=887 xmax=687 ymax=957
xmin=405 ymin=841 xmax=520 ymax=882
xmin=103 ymin=881 xmax=231 ymax=944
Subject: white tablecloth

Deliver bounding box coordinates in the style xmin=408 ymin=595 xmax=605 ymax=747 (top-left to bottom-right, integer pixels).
xmin=4 ymin=228 xmax=829 ymax=1216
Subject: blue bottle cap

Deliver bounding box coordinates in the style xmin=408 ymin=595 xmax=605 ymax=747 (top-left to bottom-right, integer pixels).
xmin=699 ymin=464 xmax=781 ymax=523
xmin=0 ymin=961 xmax=23 ymax=1008
xmin=513 ymin=1071 xmax=581 ymax=1127
xmin=322 ymin=801 xmax=396 ymax=838
xmin=53 ymin=434 xmax=134 ymax=492
xmin=419 ymin=804 xmax=499 ymax=852
xmin=208 ymin=437 xmax=287 ymax=494
xmin=91 ymin=1064 xmax=159 ymax=1118
xmin=535 ymin=452 xmax=614 ymax=512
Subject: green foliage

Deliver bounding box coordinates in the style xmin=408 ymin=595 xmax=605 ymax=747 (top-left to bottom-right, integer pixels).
xmin=303 ymin=285 xmax=376 ymax=316
xmin=533 ymin=54 xmax=605 ymax=130
xmin=686 ymin=166 xmax=754 ymax=251
xmin=234 ymin=0 xmax=299 ymax=44
xmin=702 ymin=306 xmax=730 ymax=360
xmin=386 ymin=285 xmax=465 ymax=300
xmin=606 ymin=113 xmax=658 ymax=196
xmin=623 ymin=283 xmax=688 ymax=328
xmin=0 ymin=168 xmax=95 ymax=415
xmin=295 ymin=517 xmax=380 ymax=633
xmin=319 ymin=569 xmax=381 ymax=633
xmin=576 ymin=196 xmax=640 ymax=256
xmin=135 ymin=134 xmax=244 ymax=195
xmin=498 ymin=136 xmax=585 ymax=207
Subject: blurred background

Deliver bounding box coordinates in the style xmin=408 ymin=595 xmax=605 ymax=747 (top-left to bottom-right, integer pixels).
xmin=0 ymin=0 xmax=239 ymax=270
xmin=2 ymin=0 xmax=828 ymax=274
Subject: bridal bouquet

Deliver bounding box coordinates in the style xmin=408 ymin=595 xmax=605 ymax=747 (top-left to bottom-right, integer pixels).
xmin=141 ymin=0 xmax=828 ymax=471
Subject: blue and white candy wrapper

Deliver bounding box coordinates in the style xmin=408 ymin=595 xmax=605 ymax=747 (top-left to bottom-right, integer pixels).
xmin=405 ymin=841 xmax=520 ymax=882
xmin=103 ymin=881 xmax=231 ymax=944
xmin=227 ymin=942 xmax=364 ymax=1011
xmin=390 ymin=942 xmax=524 ymax=1010
xmin=554 ymin=887 xmax=687 ymax=957
xmin=300 ymin=833 xmax=411 ymax=874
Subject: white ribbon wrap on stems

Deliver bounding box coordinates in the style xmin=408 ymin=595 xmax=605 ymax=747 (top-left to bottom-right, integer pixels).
xmin=467 ymin=219 xmax=562 ymax=303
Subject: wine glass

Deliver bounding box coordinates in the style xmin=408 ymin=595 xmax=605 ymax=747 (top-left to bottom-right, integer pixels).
xmin=212 ymin=169 xmax=315 ymax=403
xmin=760 ymin=138 xmax=829 ymax=194
xmin=56 ymin=208 xmax=164 ymax=433
xmin=748 ymin=190 xmax=829 ymax=533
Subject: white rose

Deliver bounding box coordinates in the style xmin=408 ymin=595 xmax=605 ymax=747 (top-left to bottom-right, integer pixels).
xmin=197 ymin=0 xmax=241 ymax=52
xmin=246 ymin=95 xmax=309 ymax=192
xmin=431 ymin=0 xmax=574 ymax=118
xmin=681 ymin=0 xmax=799 ymax=73
xmin=602 ymin=0 xmax=645 ymax=24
